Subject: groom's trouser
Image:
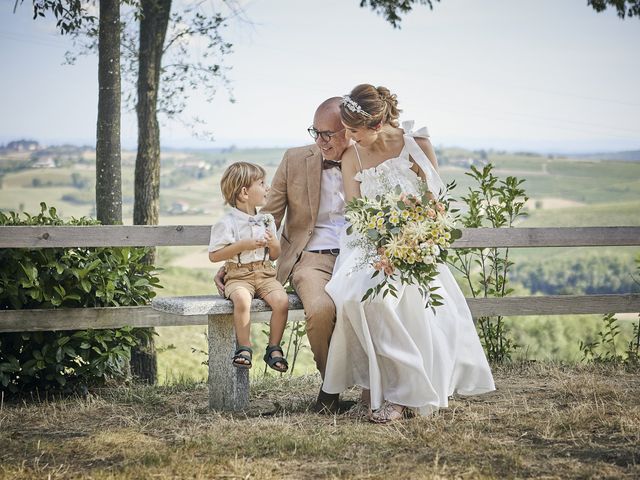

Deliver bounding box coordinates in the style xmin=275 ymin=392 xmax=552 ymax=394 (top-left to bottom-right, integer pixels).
xmin=290 ymin=251 xmax=337 ymax=379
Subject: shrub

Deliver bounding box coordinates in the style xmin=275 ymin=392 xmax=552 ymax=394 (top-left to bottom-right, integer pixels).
xmin=449 ymin=164 xmax=528 ymax=363
xmin=0 ymin=203 xmax=161 ymax=395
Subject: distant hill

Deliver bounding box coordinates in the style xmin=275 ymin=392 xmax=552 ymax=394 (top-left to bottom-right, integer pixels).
xmin=563 ymin=150 xmax=640 ymax=162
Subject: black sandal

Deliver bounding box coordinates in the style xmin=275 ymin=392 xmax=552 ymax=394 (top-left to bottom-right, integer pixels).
xmin=232 ymin=346 xmax=253 ymax=369
xmin=263 ymin=344 xmax=289 ymax=373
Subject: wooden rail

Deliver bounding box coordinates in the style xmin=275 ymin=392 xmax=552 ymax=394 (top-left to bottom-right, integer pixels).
xmin=2 ymin=225 xmax=639 ymax=331
xmin=1 ymin=225 xmax=639 ymax=249
xmin=1 ymin=294 xmax=639 ymax=333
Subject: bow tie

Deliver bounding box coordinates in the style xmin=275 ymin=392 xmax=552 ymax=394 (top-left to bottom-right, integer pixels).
xmin=248 ymin=216 xmax=262 ymax=225
xmin=323 ymin=159 xmax=341 ymax=170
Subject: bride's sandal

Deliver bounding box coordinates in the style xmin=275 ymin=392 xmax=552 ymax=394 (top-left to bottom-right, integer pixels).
xmin=370 ymin=402 xmax=414 ymax=424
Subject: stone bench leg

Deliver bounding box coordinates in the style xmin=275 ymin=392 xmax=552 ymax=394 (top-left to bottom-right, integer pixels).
xmin=208 ymin=313 xmax=249 ymax=410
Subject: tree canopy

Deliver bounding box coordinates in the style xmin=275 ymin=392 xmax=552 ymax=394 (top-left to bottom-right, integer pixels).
xmin=587 ymin=0 xmax=640 ymax=19
xmin=360 ymin=0 xmax=640 ymax=27
xmin=18 ymin=0 xmax=95 ymax=34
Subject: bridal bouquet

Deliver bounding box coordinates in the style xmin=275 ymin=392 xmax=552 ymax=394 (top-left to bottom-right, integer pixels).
xmin=345 ymin=183 xmax=461 ymax=309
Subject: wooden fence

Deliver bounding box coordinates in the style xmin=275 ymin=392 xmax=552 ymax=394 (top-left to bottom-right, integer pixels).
xmin=1 ymin=225 xmax=639 ymax=333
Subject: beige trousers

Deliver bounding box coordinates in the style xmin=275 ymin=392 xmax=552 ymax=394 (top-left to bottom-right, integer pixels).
xmin=291 ymin=251 xmax=337 ymax=379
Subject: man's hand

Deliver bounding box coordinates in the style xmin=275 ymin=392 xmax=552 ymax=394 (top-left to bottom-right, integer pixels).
xmin=214 ymin=266 xmax=226 ymax=296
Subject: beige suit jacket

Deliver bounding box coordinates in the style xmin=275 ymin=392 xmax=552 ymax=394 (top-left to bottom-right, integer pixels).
xmin=262 ymin=144 xmax=324 ymax=284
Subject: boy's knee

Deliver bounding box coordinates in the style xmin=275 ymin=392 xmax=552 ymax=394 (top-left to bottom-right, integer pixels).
xmin=272 ymin=293 xmax=290 ymax=312
xmin=230 ymin=289 xmax=252 ymax=310
xmin=264 ymin=289 xmax=289 ymax=310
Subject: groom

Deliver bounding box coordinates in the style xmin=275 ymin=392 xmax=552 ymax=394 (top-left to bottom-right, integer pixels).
xmin=217 ymin=97 xmax=350 ymax=412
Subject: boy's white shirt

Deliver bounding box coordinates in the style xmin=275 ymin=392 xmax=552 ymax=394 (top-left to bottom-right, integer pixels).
xmin=208 ymin=208 xmax=277 ymax=264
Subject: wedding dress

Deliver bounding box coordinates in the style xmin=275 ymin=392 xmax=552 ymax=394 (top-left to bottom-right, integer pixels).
xmin=323 ymin=122 xmax=495 ymax=415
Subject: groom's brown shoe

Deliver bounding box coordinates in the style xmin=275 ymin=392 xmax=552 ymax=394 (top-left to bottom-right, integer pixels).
xmin=312 ymin=389 xmax=340 ymax=414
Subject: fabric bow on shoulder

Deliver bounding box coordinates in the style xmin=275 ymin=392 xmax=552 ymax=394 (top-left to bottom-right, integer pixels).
xmin=402 ymin=120 xmax=429 ymax=139
xmin=400 ymin=120 xmax=446 ymax=199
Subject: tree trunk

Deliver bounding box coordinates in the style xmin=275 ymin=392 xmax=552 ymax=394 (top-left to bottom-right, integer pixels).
xmin=134 ymin=0 xmax=171 ymax=232
xmin=130 ymin=329 xmax=158 ymax=384
xmin=130 ymin=0 xmax=172 ymax=384
xmin=96 ymin=0 xmax=122 ymax=225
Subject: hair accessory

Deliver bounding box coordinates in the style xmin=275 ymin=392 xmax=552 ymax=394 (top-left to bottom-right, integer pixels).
xmin=342 ymin=95 xmax=373 ymax=118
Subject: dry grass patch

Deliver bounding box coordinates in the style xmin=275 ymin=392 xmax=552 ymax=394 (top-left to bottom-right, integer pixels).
xmin=1 ymin=363 xmax=638 ymax=479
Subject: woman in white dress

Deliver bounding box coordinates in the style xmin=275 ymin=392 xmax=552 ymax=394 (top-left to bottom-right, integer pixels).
xmin=323 ymin=84 xmax=495 ymax=423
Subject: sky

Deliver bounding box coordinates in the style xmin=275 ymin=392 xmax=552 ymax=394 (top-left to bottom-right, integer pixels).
xmin=1 ymin=0 xmax=639 ymax=153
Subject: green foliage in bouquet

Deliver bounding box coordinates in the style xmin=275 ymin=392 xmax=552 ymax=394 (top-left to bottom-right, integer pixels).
xmin=345 ymin=182 xmax=461 ymax=310
xmin=0 ymin=203 xmax=161 ymax=395
xmin=449 ymin=164 xmax=528 ymax=363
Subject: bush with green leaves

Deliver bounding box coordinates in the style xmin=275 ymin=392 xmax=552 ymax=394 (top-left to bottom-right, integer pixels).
xmin=449 ymin=164 xmax=528 ymax=363
xmin=0 ymin=203 xmax=161 ymax=395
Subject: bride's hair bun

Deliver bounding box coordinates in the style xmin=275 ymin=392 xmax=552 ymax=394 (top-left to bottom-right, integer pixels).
xmin=340 ymin=84 xmax=402 ymax=128
xmin=376 ymin=86 xmax=400 ymax=127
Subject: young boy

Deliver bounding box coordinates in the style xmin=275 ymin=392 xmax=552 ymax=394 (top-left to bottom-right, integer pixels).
xmin=208 ymin=162 xmax=289 ymax=372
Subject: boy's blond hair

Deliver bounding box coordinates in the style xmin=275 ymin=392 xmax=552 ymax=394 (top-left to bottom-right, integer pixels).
xmin=220 ymin=162 xmax=266 ymax=207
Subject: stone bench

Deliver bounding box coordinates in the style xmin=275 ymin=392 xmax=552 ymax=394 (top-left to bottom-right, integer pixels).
xmin=151 ymin=293 xmax=305 ymax=411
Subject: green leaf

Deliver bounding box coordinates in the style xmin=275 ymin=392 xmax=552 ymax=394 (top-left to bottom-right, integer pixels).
xmin=63 ymin=345 xmax=76 ymax=357
xmin=81 ymin=278 xmax=91 ymax=292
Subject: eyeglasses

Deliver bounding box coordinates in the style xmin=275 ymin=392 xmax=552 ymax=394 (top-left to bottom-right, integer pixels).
xmin=307 ymin=126 xmax=345 ymax=142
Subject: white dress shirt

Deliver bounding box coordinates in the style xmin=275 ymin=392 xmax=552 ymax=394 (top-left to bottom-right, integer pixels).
xmin=306 ymin=166 xmax=346 ymax=251
xmin=208 ymin=208 xmax=277 ymax=264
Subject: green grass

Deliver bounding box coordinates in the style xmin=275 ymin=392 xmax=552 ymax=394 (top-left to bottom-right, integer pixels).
xmin=546 ymin=158 xmax=640 ymax=179
xmin=487 ymin=152 xmax=550 ymax=171
xmin=521 ymin=200 xmax=640 ymax=227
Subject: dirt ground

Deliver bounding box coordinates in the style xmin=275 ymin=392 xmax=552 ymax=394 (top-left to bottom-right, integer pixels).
xmin=1 ymin=362 xmax=638 ymax=479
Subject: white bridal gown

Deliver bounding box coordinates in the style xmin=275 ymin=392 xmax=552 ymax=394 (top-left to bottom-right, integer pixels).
xmin=323 ymin=122 xmax=495 ymax=415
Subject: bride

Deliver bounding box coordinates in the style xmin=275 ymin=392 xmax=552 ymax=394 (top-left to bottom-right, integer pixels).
xmin=322 ymin=84 xmax=495 ymax=423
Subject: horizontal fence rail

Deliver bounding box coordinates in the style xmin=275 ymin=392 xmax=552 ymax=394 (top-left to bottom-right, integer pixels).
xmin=1 ymin=225 xmax=639 ymax=249
xmin=1 ymin=294 xmax=639 ymax=333
xmin=1 ymin=225 xmax=638 ymax=334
